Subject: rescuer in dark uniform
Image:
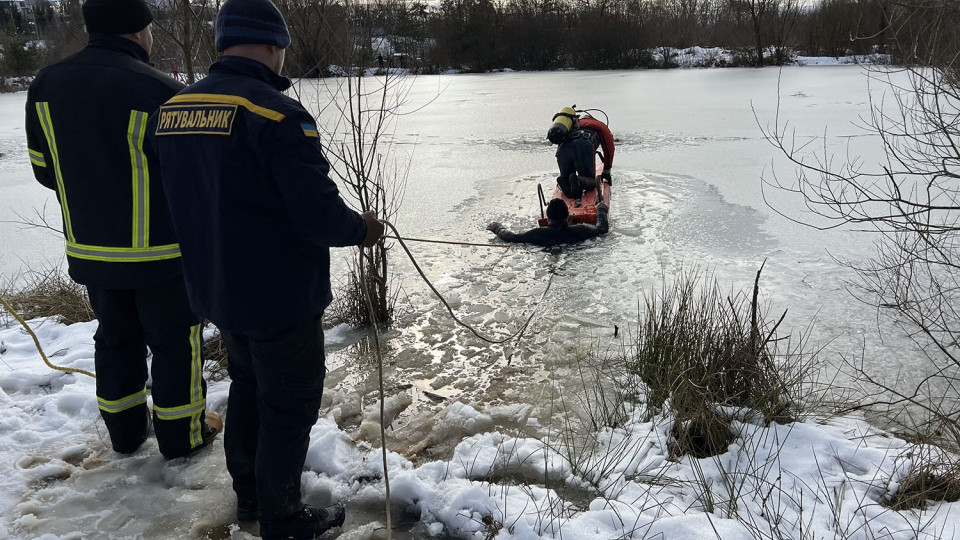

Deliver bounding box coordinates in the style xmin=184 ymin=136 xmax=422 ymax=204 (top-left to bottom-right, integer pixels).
xmin=547 ymin=106 xmax=616 ymax=205
xmin=487 ymin=199 xmax=610 ymax=246
xmin=148 ymin=0 xmax=384 ymax=537
xmin=24 ymin=0 xmax=222 ymax=460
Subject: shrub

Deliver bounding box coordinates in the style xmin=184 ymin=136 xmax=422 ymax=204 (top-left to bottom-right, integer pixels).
xmin=1 ymin=266 xmax=93 ymax=325
xmin=0 ymin=38 xmax=46 ymax=77
xmin=628 ymin=265 xmax=809 ymax=458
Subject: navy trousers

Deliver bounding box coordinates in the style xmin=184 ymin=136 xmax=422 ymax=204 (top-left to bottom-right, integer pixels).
xmin=87 ymin=274 xmax=208 ymax=458
xmin=222 ymin=315 xmax=326 ymax=521
xmin=556 ymin=136 xmax=598 ymax=198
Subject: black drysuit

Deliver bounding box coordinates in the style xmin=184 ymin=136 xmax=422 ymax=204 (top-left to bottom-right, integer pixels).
xmin=492 ymin=208 xmax=610 ymax=247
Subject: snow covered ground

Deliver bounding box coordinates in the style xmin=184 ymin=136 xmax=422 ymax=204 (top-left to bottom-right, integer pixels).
xmin=1 ymin=316 xmax=958 ymax=539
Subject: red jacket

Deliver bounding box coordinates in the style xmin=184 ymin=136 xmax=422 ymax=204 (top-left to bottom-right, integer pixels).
xmin=578 ymin=117 xmax=615 ymax=170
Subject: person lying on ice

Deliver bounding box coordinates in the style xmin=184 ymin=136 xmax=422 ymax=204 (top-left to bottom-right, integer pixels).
xmin=486 ymin=198 xmax=609 ymax=247
xmin=547 ymin=106 xmax=615 ymax=206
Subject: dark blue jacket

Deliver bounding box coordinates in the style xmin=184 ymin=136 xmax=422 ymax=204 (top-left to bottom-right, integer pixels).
xmin=26 ymin=35 xmax=185 ymax=288
xmin=492 ymin=208 xmax=609 ymax=247
xmin=148 ymin=56 xmax=366 ymax=331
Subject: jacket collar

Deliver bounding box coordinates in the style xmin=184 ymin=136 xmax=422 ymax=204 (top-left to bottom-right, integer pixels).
xmin=211 ymin=56 xmax=292 ymax=91
xmin=87 ymin=33 xmax=149 ymax=64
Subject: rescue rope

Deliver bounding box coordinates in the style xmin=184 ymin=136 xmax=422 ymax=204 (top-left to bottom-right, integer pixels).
xmin=384 ymin=235 xmax=512 ymax=249
xmin=357 ymin=249 xmax=392 ymax=538
xmin=385 ymin=221 xmax=550 ymax=345
xmin=0 ymin=293 xmax=96 ymax=378
xmin=360 ymin=220 xmax=552 ymax=537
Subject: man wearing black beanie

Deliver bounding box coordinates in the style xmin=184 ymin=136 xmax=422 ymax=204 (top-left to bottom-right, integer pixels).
xmin=149 ymin=0 xmax=384 ymax=537
xmin=25 ymin=0 xmax=223 ymax=461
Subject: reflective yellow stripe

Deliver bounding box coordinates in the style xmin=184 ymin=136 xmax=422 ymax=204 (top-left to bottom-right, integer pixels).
xmin=29 ymin=148 xmax=46 ymax=167
xmin=189 ymin=324 xmax=205 ymax=447
xmin=128 ymin=111 xmax=150 ymax=248
xmin=153 ymin=400 xmax=205 ymax=447
xmin=65 ymin=242 xmax=180 ymax=262
xmin=166 ymin=93 xmax=285 ymax=122
xmin=190 ymin=324 xmax=203 ymax=405
xmin=98 ymin=388 xmax=147 ymax=414
xmin=153 ymin=400 xmax=206 ymax=421
xmin=190 ymin=412 xmax=201 ymax=447
xmin=35 ymin=102 xmax=75 ymax=242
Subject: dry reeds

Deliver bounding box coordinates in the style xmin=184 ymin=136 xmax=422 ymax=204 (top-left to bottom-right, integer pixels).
xmin=202 ymin=327 xmax=230 ymax=382
xmin=887 ymin=461 xmax=960 ymax=510
xmin=629 ymin=265 xmax=807 ymax=458
xmin=1 ymin=267 xmax=93 ymax=325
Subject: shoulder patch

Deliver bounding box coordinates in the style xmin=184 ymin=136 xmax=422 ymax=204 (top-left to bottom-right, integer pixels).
xmin=155 ymin=104 xmax=238 ymax=136
xmin=301 ymin=122 xmax=319 ymax=138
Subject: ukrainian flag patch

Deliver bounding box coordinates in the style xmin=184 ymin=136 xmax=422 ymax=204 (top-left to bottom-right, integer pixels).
xmin=301 ymin=122 xmax=319 ymax=138
xmin=155 ymin=104 xmax=237 ymax=136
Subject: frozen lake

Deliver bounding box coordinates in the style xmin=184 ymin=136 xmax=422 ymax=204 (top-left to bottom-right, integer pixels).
xmin=0 ymin=66 xmax=920 ymax=455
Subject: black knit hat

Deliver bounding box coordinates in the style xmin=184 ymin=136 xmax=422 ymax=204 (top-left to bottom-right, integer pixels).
xmin=546 ymin=199 xmax=569 ymax=221
xmin=82 ymin=0 xmax=153 ymax=35
xmin=215 ymin=0 xmax=291 ymax=52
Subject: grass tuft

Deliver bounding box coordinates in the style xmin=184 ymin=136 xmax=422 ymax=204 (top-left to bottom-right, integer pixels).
xmin=202 ymin=326 xmax=230 ymax=382
xmin=669 ymin=407 xmax=735 ymax=459
xmin=1 ymin=267 xmax=93 ymax=325
xmin=327 ymin=256 xmax=399 ymax=328
xmin=887 ymin=460 xmax=960 ymax=510
xmin=629 ymin=264 xmax=808 ymax=458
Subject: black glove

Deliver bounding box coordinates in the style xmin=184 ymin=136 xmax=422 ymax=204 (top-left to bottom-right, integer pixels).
xmin=486 ymin=222 xmax=503 ymax=233
xmin=601 ymin=168 xmax=612 ymax=182
xmin=360 ymin=211 xmax=385 ymax=248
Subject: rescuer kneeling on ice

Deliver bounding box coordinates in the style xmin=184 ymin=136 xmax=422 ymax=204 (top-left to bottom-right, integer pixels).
xmin=487 ymin=198 xmax=609 ymax=247
xmin=547 ymin=106 xmax=615 ymax=206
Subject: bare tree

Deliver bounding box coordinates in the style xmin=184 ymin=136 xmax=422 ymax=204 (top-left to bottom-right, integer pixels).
xmin=731 ymin=0 xmax=772 ymax=65
xmin=761 ymin=0 xmax=960 ymax=442
xmin=769 ymin=0 xmax=800 ymax=65
xmin=276 ymin=0 xmax=353 ymax=77
xmin=151 ymin=0 xmax=220 ymax=83
xmin=290 ymin=0 xmax=420 ymax=326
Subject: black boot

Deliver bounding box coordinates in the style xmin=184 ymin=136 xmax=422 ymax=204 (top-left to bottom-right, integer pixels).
xmin=260 ymin=504 xmax=346 ymax=540
xmin=236 ymin=497 xmax=259 ymax=522
xmin=568 ymin=172 xmax=583 ymax=200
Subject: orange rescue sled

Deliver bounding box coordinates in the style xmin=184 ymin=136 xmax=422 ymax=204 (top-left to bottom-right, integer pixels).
xmin=537 ymin=162 xmax=611 ymax=227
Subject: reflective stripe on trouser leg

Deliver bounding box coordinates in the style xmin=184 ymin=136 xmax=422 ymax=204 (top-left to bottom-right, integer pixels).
xmin=29 ymin=148 xmax=46 ymax=167
xmin=139 ymin=278 xmax=208 ymax=459
xmin=98 ymin=387 xmax=148 ymax=413
xmin=88 ymin=286 xmax=150 ymax=454
xmin=151 ymin=324 xmax=206 ymax=450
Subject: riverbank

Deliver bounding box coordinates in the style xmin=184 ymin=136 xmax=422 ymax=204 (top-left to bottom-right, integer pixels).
xmin=0 ymin=307 xmax=957 ymax=538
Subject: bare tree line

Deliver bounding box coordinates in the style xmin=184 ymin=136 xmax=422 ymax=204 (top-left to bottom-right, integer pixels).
xmin=0 ymin=0 xmax=950 ymax=80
